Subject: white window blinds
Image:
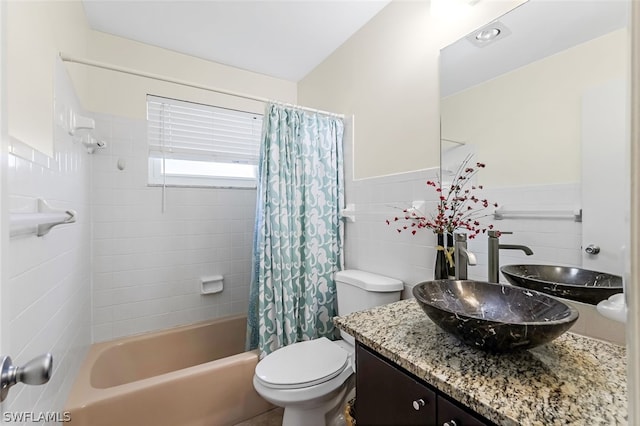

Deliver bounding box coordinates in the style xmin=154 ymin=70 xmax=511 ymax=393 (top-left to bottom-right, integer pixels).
xmin=147 ymin=95 xmax=263 ymax=165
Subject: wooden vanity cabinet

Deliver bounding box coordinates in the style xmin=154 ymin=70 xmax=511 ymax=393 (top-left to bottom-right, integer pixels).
xmin=356 ymin=343 xmax=436 ymax=425
xmin=355 ymin=343 xmax=491 ymax=426
xmin=437 ymin=395 xmax=488 ymax=426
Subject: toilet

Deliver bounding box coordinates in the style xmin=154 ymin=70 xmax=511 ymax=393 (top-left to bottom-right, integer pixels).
xmin=252 ymin=270 xmax=403 ymax=426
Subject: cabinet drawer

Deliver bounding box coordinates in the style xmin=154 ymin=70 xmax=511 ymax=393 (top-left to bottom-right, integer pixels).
xmin=356 ymin=345 xmax=436 ymax=425
xmin=437 ymin=395 xmax=488 ymax=426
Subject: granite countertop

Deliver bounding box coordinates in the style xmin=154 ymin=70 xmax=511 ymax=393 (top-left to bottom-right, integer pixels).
xmin=334 ymin=299 xmax=627 ymax=426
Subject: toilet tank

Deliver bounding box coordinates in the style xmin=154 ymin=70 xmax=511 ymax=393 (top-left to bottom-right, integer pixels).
xmin=335 ymin=270 xmax=403 ymax=317
xmin=335 ymin=270 xmax=403 ymax=346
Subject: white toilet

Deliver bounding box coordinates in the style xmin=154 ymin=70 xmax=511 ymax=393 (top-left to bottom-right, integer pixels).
xmin=253 ymin=270 xmax=403 ymax=426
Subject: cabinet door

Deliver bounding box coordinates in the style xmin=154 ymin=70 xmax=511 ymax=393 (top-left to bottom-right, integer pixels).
xmin=356 ymin=345 xmax=436 ymax=425
xmin=437 ymin=395 xmax=488 ymax=426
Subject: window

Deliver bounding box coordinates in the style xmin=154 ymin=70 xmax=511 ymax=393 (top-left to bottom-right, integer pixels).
xmin=147 ymin=95 xmax=263 ymax=188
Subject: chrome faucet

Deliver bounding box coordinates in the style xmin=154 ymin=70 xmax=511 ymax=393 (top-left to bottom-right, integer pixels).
xmin=487 ymin=230 xmax=533 ymax=283
xmin=454 ymin=233 xmax=477 ymax=280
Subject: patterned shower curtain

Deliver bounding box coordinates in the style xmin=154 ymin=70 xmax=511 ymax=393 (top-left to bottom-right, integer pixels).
xmin=247 ymin=103 xmax=345 ymax=357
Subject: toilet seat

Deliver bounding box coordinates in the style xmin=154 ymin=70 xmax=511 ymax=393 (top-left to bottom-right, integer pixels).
xmin=255 ymin=338 xmax=349 ymax=389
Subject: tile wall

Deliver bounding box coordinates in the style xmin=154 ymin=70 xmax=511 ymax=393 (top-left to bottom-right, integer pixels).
xmin=90 ymin=114 xmax=256 ymax=342
xmin=4 ymin=61 xmax=91 ymax=417
xmin=343 ymin=168 xmax=441 ymax=298
xmin=465 ymin=182 xmax=583 ymax=281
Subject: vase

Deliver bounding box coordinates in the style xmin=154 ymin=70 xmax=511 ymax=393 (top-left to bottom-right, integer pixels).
xmin=446 ymin=233 xmax=456 ymax=279
xmin=434 ymin=233 xmax=448 ymax=279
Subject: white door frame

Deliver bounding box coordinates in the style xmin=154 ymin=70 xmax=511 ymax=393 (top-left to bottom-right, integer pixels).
xmin=0 ymin=3 xmax=9 ymax=420
xmin=628 ymin=1 xmax=640 ymax=423
xmin=0 ymin=0 xmax=8 ymax=359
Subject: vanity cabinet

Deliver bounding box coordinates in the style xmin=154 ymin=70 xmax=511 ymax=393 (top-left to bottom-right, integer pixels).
xmin=355 ymin=343 xmax=491 ymax=426
xmin=437 ymin=396 xmax=488 ymax=426
xmin=356 ymin=343 xmax=436 ymax=424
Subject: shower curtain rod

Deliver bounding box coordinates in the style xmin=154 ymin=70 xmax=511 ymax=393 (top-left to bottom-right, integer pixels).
xmin=59 ymin=52 xmax=344 ymax=118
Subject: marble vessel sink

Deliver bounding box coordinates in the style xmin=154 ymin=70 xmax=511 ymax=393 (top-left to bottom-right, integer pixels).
xmin=500 ymin=264 xmax=623 ymax=305
xmin=412 ymin=280 xmax=579 ymax=352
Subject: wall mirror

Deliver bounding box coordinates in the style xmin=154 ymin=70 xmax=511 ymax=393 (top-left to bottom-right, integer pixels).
xmin=439 ymin=0 xmax=630 ymax=282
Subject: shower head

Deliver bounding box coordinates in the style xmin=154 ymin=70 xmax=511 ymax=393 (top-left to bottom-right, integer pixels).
xmin=82 ymin=134 xmax=107 ymax=154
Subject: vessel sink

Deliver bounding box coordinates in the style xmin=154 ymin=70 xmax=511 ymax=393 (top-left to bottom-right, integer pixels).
xmin=412 ymin=280 xmax=578 ymax=352
xmin=500 ymin=264 xmax=623 ymax=305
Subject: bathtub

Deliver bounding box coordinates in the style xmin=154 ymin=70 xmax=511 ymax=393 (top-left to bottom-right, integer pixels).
xmin=65 ymin=315 xmax=273 ymax=426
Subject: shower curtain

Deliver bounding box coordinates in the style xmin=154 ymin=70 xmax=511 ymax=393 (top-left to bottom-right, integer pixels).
xmin=247 ymin=103 xmax=344 ymax=357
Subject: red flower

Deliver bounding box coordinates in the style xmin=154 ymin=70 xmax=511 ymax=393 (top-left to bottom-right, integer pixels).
xmin=387 ymin=154 xmax=499 ymax=237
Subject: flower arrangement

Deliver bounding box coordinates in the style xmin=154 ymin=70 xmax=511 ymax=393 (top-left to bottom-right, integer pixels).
xmin=387 ymin=154 xmax=499 ymax=238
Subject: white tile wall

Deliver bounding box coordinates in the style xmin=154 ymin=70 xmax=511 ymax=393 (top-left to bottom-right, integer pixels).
xmin=343 ymin=168 xmax=441 ymax=298
xmin=3 ymin=60 xmax=91 ymax=417
xmin=90 ymin=114 xmax=256 ymax=342
xmin=344 ymin=167 xmax=625 ymax=344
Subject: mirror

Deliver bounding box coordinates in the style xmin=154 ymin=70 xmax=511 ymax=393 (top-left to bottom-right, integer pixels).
xmin=440 ymin=0 xmax=630 ymax=281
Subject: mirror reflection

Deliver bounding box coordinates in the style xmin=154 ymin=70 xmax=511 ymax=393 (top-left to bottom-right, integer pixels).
xmin=439 ymin=0 xmax=629 ymax=326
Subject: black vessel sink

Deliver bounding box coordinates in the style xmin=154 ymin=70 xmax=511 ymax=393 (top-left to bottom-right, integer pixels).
xmin=500 ymin=264 xmax=623 ymax=305
xmin=412 ymin=280 xmax=578 ymax=352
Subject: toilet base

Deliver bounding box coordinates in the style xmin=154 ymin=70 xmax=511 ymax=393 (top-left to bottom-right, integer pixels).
xmin=281 ymin=375 xmax=355 ymax=426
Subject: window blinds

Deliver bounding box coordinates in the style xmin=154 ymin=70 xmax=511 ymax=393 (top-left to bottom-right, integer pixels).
xmin=147 ymin=95 xmax=263 ymax=164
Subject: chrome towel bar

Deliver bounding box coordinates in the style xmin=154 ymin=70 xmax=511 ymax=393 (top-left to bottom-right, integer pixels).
xmin=493 ymin=206 xmax=582 ymax=222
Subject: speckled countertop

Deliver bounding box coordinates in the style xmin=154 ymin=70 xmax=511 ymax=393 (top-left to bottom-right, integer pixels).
xmin=334 ymin=299 xmax=627 ymax=426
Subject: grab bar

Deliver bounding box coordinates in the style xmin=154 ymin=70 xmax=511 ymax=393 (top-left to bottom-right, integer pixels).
xmin=10 ymin=199 xmax=77 ymax=237
xmin=494 ymin=207 xmax=582 ymax=222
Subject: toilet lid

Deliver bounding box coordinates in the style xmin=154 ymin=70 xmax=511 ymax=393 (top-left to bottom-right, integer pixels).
xmin=255 ymin=338 xmax=349 ymax=389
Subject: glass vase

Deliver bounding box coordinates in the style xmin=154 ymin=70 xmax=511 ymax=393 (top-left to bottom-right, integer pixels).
xmin=446 ymin=233 xmax=456 ymax=279
xmin=434 ymin=233 xmax=448 ymax=280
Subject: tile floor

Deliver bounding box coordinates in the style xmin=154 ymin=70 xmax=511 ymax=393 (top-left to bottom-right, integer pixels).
xmin=233 ymin=408 xmax=284 ymax=426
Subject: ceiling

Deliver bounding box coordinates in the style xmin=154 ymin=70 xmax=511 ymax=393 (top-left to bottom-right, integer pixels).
xmin=82 ymin=0 xmax=391 ymax=82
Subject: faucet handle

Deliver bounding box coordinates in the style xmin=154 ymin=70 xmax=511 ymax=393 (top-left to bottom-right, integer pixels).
xmin=454 ymin=233 xmax=467 ymax=242
xmin=488 ymin=230 xmax=512 ymax=238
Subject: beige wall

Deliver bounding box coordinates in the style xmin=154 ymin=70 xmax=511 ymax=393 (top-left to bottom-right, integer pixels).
xmin=6 ymin=0 xmax=89 ymax=157
xmin=298 ymin=0 xmax=525 ymax=179
xmin=442 ymin=29 xmax=627 ymax=187
xmin=82 ymin=31 xmax=297 ymax=119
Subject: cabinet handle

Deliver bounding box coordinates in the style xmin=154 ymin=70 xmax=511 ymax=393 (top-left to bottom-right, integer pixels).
xmin=412 ymin=398 xmax=426 ymax=410
xmin=443 ymin=421 xmax=458 ymax=426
